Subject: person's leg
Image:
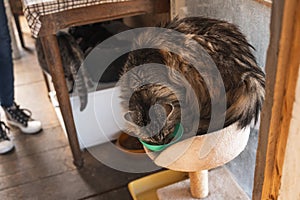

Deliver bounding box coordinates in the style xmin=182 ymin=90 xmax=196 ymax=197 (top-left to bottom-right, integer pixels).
xmin=0 ymin=1 xmax=15 ymax=155
xmin=0 ymin=1 xmax=41 ymax=135
xmin=0 ymin=0 xmax=14 ymax=108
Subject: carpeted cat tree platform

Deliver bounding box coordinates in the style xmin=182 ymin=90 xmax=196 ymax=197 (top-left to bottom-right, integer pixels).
xmin=141 ymin=122 xmax=251 ymax=199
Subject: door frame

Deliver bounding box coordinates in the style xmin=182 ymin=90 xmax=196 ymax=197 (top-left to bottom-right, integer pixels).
xmin=253 ymin=0 xmax=300 ymax=199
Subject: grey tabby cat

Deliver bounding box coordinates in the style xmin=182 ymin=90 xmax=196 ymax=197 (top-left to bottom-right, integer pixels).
xmin=120 ymin=17 xmax=265 ymax=145
xmin=36 ymin=31 xmax=92 ymax=111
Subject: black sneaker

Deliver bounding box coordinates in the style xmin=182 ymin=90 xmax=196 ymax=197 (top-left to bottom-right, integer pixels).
xmin=0 ymin=121 xmax=14 ymax=154
xmin=3 ymin=103 xmax=42 ymax=134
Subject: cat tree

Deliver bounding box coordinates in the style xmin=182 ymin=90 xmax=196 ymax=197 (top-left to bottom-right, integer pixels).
xmin=145 ymin=122 xmax=251 ymax=198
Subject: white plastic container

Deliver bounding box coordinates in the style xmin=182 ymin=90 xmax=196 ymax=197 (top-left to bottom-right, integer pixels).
xmin=70 ymin=87 xmax=126 ymax=149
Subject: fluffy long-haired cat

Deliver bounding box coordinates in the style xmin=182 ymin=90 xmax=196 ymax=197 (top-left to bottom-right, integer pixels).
xmin=36 ymin=31 xmax=92 ymax=111
xmin=120 ymin=17 xmax=265 ymax=145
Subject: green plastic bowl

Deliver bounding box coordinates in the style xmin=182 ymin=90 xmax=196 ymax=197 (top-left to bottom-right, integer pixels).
xmin=139 ymin=123 xmax=184 ymax=152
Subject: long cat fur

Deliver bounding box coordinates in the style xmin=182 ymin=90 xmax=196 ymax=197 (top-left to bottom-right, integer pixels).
xmin=120 ymin=17 xmax=265 ymax=145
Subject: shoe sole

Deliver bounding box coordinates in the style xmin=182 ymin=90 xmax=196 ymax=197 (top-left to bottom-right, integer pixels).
xmin=0 ymin=141 xmax=15 ymax=154
xmin=6 ymin=120 xmax=42 ymax=134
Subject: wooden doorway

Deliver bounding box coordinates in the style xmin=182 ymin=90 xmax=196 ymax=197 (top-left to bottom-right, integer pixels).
xmin=253 ymin=0 xmax=300 ymax=199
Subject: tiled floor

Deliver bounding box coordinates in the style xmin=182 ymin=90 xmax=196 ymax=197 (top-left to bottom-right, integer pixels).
xmin=0 ymin=30 xmax=151 ymax=200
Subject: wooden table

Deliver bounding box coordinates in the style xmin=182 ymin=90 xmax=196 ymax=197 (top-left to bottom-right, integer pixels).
xmin=22 ymin=0 xmax=170 ymax=168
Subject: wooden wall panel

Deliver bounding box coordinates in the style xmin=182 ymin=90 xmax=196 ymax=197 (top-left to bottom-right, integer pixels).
xmin=253 ymin=0 xmax=300 ymax=199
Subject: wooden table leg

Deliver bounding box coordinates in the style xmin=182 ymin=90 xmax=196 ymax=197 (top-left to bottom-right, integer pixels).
xmin=40 ymin=34 xmax=84 ymax=168
xmin=42 ymin=72 xmax=51 ymax=96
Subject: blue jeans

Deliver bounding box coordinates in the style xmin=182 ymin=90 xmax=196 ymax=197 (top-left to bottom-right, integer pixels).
xmin=0 ymin=0 xmax=14 ymax=107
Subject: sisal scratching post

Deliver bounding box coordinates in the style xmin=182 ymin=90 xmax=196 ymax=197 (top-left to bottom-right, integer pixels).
xmin=189 ymin=170 xmax=209 ymax=198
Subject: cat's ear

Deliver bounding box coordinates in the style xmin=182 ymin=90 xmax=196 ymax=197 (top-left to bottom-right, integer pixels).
xmin=123 ymin=111 xmax=136 ymax=126
xmin=164 ymin=103 xmax=174 ymax=119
